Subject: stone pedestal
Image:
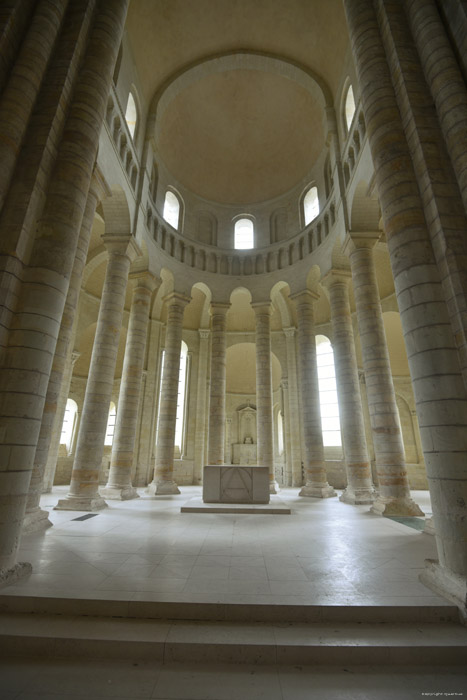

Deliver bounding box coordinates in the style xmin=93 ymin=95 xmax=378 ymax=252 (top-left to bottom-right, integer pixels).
xmin=203 ymin=465 xmax=270 ymax=504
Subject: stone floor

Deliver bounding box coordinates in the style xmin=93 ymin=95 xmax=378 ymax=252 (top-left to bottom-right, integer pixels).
xmin=1 ymin=486 xmax=447 ymax=606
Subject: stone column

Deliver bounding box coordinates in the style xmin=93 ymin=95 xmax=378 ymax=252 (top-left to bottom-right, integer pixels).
xmin=193 ymin=329 xmax=210 ymax=483
xmin=147 ymin=293 xmax=190 ymax=495
xmin=207 ymin=303 xmax=230 ymax=465
xmin=345 ymin=0 xmax=467 ymax=611
xmin=23 ymin=171 xmax=107 ymax=531
xmin=55 ymin=234 xmax=140 ymax=511
xmin=225 ymin=417 xmax=232 ymax=465
xmin=290 ymin=291 xmax=335 ymax=498
xmin=101 ymin=272 xmax=158 ymax=500
xmin=252 ymin=302 xmax=279 ymax=493
xmin=344 ymin=234 xmax=422 ymax=516
xmin=0 ymin=0 xmax=128 ymax=585
xmin=322 ymin=271 xmax=376 ymax=505
xmin=283 ymin=327 xmax=303 ymax=487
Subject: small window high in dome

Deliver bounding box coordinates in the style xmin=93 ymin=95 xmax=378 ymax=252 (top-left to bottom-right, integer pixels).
xmin=345 ymin=84 xmax=356 ymax=131
xmin=125 ymin=92 xmax=137 ymax=138
xmin=303 ymin=186 xmax=319 ymax=226
xmin=163 ymin=190 xmax=181 ymax=229
xmin=234 ymin=218 xmax=254 ymax=249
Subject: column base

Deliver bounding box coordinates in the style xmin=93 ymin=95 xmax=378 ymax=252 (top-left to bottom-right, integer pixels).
xmin=423 ymin=516 xmax=435 ymax=535
xmin=54 ymin=495 xmax=108 ymax=511
xmin=100 ymin=485 xmax=140 ymax=501
xmin=370 ymin=495 xmax=424 ymax=517
xmin=0 ymin=561 xmax=32 ymax=589
xmin=420 ymin=559 xmax=467 ymax=620
xmin=340 ymin=487 xmax=376 ymax=505
xmin=22 ymin=507 xmax=53 ymax=534
xmin=299 ymin=483 xmax=336 ymax=498
xmin=270 ymin=480 xmax=280 ymax=495
xmin=146 ymin=480 xmax=180 ymax=496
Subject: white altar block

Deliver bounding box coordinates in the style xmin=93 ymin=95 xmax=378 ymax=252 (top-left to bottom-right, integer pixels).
xmin=203 ymin=465 xmax=270 ymax=504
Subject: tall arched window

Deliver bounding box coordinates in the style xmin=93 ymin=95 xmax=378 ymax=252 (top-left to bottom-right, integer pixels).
xmin=316 ymin=335 xmax=341 ymax=447
xmin=344 ymin=84 xmax=356 ymax=132
xmin=277 ymin=411 xmax=284 ymax=456
xmin=163 ymin=190 xmax=181 ymax=230
xmin=303 ymin=186 xmax=319 ymax=226
xmin=104 ymin=402 xmax=116 ymax=446
xmin=155 ymin=341 xmax=189 ymax=455
xmin=234 ymin=218 xmax=254 ymax=249
xmin=60 ymin=398 xmax=78 ymax=454
xmin=125 ymin=92 xmax=137 ymax=138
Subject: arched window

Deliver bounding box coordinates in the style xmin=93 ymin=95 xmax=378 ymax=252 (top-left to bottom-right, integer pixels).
xmin=104 ymin=402 xmax=116 ymax=446
xmin=316 ymin=336 xmax=342 ymax=447
xmin=163 ymin=190 xmax=181 ymax=230
xmin=277 ymin=411 xmax=284 ymax=456
xmin=344 ymin=84 xmax=356 ymax=132
xmin=303 ymin=186 xmax=319 ymax=226
xmin=60 ymin=398 xmax=78 ymax=454
xmin=234 ymin=218 xmax=254 ymax=249
xmin=155 ymin=341 xmax=189 ymax=456
xmin=125 ymin=92 xmax=137 ymax=138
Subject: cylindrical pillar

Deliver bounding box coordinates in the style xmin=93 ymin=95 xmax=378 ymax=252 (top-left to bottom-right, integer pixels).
xmin=102 ymin=272 xmax=158 ymax=500
xmin=0 ymin=0 xmax=128 ymax=584
xmin=252 ymin=302 xmax=278 ymax=493
xmin=207 ymin=302 xmax=230 ymax=465
xmin=23 ymin=172 xmax=105 ymax=531
xmin=344 ymin=0 xmax=467 ymax=608
xmin=290 ymin=290 xmax=335 ymax=498
xmin=323 ymin=271 xmax=375 ymax=505
xmin=55 ymin=234 xmax=140 ymax=511
xmin=194 ymin=329 xmax=210 ymax=483
xmin=345 ymin=235 xmax=422 ymax=516
xmin=147 ymin=293 xmax=190 ymax=495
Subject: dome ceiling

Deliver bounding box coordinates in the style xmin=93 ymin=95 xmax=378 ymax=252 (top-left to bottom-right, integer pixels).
xmin=157 ymin=69 xmax=325 ymax=204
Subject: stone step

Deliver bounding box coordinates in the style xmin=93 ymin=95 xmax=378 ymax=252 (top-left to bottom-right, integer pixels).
xmin=0 ymin=594 xmax=459 ymax=624
xmin=1 ymin=611 xmax=466 ymax=666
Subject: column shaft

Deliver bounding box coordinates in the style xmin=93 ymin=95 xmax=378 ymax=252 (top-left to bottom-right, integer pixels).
xmin=291 ymin=291 xmax=335 ymax=498
xmin=324 ymin=272 xmax=375 ymax=504
xmin=148 ymin=293 xmax=190 ymax=495
xmin=208 ymin=303 xmax=229 ymax=465
xmin=253 ymin=302 xmax=278 ymax=493
xmin=102 ymin=273 xmax=157 ymax=500
xmin=55 ymin=235 xmax=139 ymax=511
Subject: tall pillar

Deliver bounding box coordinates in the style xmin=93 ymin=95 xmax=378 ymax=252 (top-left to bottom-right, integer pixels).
xmin=283 ymin=328 xmax=303 ymax=487
xmin=193 ymin=329 xmax=210 ymax=483
xmin=252 ymin=302 xmax=279 ymax=494
xmin=290 ymin=291 xmax=336 ymax=498
xmin=147 ymin=293 xmax=190 ymax=495
xmin=344 ymin=234 xmax=422 ymax=516
xmin=23 ymin=171 xmax=107 ymax=531
xmin=323 ymin=271 xmax=376 ymax=504
xmin=101 ymin=272 xmax=158 ymax=500
xmin=55 ymin=234 xmax=140 ymax=511
xmin=207 ymin=303 xmax=230 ymax=465
xmin=0 ymin=0 xmax=128 ymax=585
xmin=344 ymin=0 xmax=467 ymax=611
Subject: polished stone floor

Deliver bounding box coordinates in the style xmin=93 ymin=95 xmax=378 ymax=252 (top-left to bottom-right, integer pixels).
xmin=1 ymin=486 xmax=449 ymax=607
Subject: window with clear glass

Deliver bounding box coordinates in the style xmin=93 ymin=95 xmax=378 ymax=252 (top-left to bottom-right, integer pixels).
xmin=155 ymin=341 xmax=188 ymax=453
xmin=125 ymin=92 xmax=137 ymax=138
xmin=60 ymin=398 xmax=78 ymax=453
xmin=163 ymin=190 xmax=181 ymax=229
xmin=277 ymin=411 xmax=284 ymax=455
xmin=345 ymin=85 xmax=356 ymax=131
xmin=234 ymin=218 xmax=254 ymax=249
xmin=104 ymin=402 xmax=116 ymax=446
xmin=303 ymin=186 xmax=319 ymax=226
xmin=316 ymin=336 xmax=342 ymax=447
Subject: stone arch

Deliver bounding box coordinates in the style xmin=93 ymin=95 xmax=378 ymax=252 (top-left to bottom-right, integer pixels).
xmin=100 ymin=185 xmax=132 ymax=236
xmin=349 ymin=180 xmax=381 ymax=233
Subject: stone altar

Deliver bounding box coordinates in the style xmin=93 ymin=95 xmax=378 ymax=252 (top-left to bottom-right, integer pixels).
xmin=203 ymin=465 xmax=270 ymax=504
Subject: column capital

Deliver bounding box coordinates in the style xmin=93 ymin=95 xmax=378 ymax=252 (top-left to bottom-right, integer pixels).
xmin=199 ymin=329 xmax=210 ymax=340
xmin=283 ymin=326 xmax=296 ymax=338
xmin=163 ymin=291 xmax=191 ymax=309
xmin=342 ymin=231 xmax=381 ymax=256
xmin=102 ymin=234 xmax=141 ymax=262
xmin=289 ymin=289 xmax=319 ymax=304
xmin=210 ymin=302 xmax=231 ymax=316
xmin=71 ymin=350 xmax=81 ymax=366
xmin=251 ymin=301 xmax=273 ymax=315
xmin=129 ymin=270 xmax=160 ymax=294
xmin=321 ymin=269 xmax=352 ymax=290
